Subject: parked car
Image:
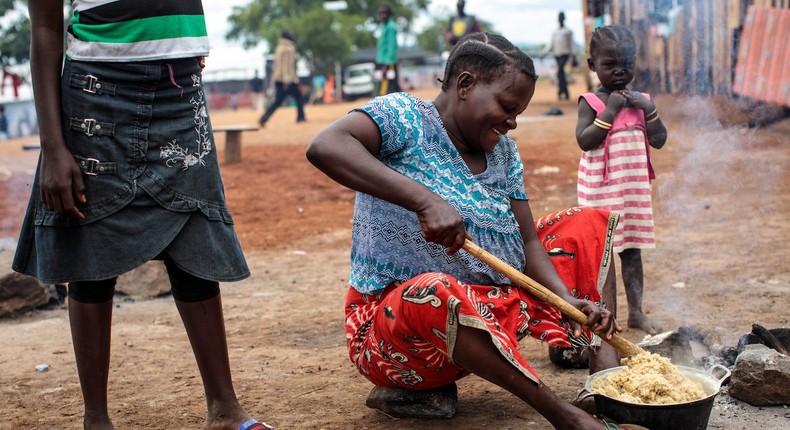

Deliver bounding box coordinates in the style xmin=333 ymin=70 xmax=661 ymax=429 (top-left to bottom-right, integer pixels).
xmin=342 ymin=62 xmax=375 ymax=101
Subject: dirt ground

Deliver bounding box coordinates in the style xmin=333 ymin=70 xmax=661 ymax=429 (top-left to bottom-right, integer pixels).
xmin=1 ymin=77 xmax=789 ymax=430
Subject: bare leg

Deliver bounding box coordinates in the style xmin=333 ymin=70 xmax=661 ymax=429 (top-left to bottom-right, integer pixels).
xmin=602 ymin=256 xmax=618 ymax=319
xmin=69 ymin=299 xmax=115 ymax=430
xmin=175 ymin=295 xmax=252 ymax=430
xmin=452 ymin=325 xmax=608 ymax=430
xmin=619 ymin=249 xmax=662 ymax=334
xmin=549 ymin=261 xmax=621 ymax=372
xmin=589 ymin=260 xmax=621 ymax=374
xmin=561 ymin=262 xmax=620 ymax=415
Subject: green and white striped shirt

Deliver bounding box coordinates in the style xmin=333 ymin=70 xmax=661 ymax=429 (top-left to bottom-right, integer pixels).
xmin=67 ymin=0 xmax=210 ymax=61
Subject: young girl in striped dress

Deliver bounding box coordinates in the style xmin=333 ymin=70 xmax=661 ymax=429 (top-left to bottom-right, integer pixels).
xmin=575 ymin=25 xmax=668 ymax=335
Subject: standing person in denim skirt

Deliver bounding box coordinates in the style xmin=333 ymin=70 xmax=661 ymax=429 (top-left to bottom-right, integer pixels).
xmin=14 ymin=2 xmax=273 ymax=429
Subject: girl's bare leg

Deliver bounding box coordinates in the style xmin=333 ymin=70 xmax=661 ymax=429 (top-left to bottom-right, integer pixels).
xmin=69 ymin=299 xmax=115 ymax=430
xmin=619 ymin=249 xmax=662 ymax=335
xmin=590 ymin=260 xmax=621 ymax=373
xmin=175 ymin=295 xmax=253 ymax=430
xmin=548 ymin=261 xmax=621 ymax=373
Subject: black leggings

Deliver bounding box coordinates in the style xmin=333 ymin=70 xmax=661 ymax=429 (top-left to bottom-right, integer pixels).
xmin=68 ymin=258 xmax=220 ymax=304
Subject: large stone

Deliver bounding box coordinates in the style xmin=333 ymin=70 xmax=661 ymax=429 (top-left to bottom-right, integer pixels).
xmin=365 ymin=382 xmax=458 ymax=419
xmin=114 ymin=260 xmax=171 ymax=298
xmin=0 ymin=272 xmax=58 ymax=318
xmin=729 ymin=344 xmax=790 ymax=406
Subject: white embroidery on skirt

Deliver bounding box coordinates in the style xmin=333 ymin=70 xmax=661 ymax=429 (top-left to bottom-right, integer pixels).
xmin=159 ymin=74 xmax=213 ymax=170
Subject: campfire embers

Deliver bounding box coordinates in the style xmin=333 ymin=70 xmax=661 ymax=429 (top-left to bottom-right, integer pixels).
xmin=637 ymin=325 xmax=738 ymax=368
xmin=637 ymin=324 xmax=790 ymax=406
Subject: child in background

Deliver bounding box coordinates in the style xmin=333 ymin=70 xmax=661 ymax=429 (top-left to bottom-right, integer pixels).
xmin=575 ymin=25 xmax=668 ymax=335
xmin=15 ymin=1 xmax=272 ymax=429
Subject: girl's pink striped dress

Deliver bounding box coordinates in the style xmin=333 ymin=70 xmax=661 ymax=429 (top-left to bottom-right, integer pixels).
xmin=577 ymin=92 xmax=656 ymax=252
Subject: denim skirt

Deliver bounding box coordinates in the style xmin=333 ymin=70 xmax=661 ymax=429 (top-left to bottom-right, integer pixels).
xmin=13 ymin=58 xmax=249 ymax=284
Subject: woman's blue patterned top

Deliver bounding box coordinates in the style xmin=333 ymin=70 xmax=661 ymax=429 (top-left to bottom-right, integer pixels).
xmin=350 ymin=92 xmax=528 ymax=294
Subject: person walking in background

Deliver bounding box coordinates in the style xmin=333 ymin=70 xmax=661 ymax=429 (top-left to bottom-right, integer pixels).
xmin=576 ymin=25 xmax=668 ymax=335
xmin=230 ymin=91 xmax=239 ymax=111
xmin=374 ymin=5 xmax=400 ymax=96
xmin=250 ymin=70 xmax=264 ymax=110
xmin=0 ymin=105 xmax=9 ymax=140
xmin=15 ymin=1 xmax=272 ymax=429
xmin=543 ymin=11 xmax=576 ymax=100
xmin=258 ymin=31 xmax=306 ymax=127
xmin=444 ymin=0 xmax=482 ymax=50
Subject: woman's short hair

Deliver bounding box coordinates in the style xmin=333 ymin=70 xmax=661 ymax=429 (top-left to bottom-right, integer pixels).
xmin=440 ymin=32 xmax=537 ymax=91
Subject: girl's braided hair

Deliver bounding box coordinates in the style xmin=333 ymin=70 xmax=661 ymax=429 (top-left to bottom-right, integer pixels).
xmin=440 ymin=32 xmax=537 ymax=92
xmin=589 ymin=25 xmax=635 ymax=60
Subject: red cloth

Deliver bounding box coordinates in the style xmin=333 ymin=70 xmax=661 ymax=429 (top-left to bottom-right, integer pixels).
xmin=345 ymin=207 xmax=618 ymax=389
xmin=1 ymin=70 xmax=21 ymax=98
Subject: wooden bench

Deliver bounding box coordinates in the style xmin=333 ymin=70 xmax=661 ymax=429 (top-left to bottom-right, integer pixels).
xmin=213 ymin=124 xmax=260 ymax=164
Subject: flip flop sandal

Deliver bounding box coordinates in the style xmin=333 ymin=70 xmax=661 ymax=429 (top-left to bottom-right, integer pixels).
xmin=239 ymin=418 xmax=274 ymax=430
xmin=600 ymin=417 xmax=651 ymax=429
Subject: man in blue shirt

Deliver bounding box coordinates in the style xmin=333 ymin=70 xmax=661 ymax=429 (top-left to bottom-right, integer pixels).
xmin=375 ymin=5 xmax=400 ymax=95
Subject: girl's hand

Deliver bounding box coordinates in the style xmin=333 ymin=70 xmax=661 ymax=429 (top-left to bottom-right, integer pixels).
xmin=39 ymin=147 xmax=86 ymax=221
xmin=604 ymin=90 xmax=628 ymax=114
xmin=416 ymin=197 xmax=467 ymax=255
xmin=619 ymin=90 xmax=667 ymax=149
xmin=620 ymin=90 xmax=655 ymax=113
xmin=566 ymin=298 xmax=622 ymax=340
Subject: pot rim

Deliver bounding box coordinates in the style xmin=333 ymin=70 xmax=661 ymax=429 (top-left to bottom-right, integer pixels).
xmin=583 ymin=363 xmax=731 ymax=407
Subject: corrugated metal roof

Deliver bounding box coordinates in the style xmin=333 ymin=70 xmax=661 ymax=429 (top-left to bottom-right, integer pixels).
xmin=732 ymin=6 xmax=790 ymax=107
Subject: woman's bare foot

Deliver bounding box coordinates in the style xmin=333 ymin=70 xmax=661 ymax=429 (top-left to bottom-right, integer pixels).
xmin=82 ymin=411 xmax=114 ymax=430
xmin=83 ymin=421 xmax=114 ymax=430
xmin=205 ymin=404 xmax=255 ymax=430
xmin=206 ymin=414 xmax=274 ymax=430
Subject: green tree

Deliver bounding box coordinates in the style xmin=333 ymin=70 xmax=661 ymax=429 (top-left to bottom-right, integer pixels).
xmin=1 ymin=1 xmax=70 ymax=69
xmin=0 ymin=0 xmax=30 ymax=67
xmin=225 ymin=0 xmax=429 ymax=74
xmin=415 ymin=15 xmax=446 ymax=53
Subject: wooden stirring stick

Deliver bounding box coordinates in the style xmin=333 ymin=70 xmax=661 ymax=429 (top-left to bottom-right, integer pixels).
xmin=462 ymin=240 xmax=646 ymax=358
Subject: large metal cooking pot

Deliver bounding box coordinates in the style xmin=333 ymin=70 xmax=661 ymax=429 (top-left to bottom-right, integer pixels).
xmin=583 ymin=364 xmax=731 ymax=430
